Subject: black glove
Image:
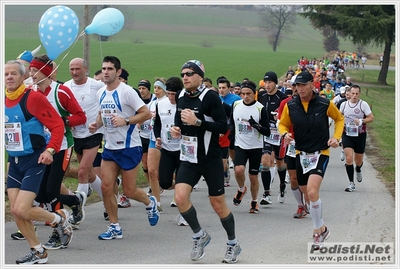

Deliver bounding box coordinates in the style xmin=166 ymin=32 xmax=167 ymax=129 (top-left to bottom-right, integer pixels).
xmin=248 ymin=116 xmax=262 ymax=131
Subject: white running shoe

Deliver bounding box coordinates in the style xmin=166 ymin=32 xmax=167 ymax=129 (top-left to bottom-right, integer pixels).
xmin=176 ymin=214 xmax=189 ymax=226
xmin=340 ymin=150 xmax=345 ymax=161
xmin=278 ymin=189 xmax=287 ymax=204
xmin=345 ymin=182 xmax=356 ymax=192
xmin=285 ymin=173 xmax=290 ymax=184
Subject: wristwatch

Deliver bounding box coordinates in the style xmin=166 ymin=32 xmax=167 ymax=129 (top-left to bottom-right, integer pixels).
xmin=195 ymin=119 xmax=202 ymax=127
xmin=61 ymin=116 xmax=70 ymax=126
xmin=46 ymin=148 xmax=55 ymax=155
xmin=125 ymin=117 xmax=130 ymax=125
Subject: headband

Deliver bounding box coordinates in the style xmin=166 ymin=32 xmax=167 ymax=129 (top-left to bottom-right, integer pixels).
xmin=154 ymin=81 xmax=166 ymax=91
xmin=29 ymin=59 xmax=53 ymax=77
xmin=138 ymin=81 xmax=151 ymax=90
xmin=166 ymin=85 xmax=182 ymax=93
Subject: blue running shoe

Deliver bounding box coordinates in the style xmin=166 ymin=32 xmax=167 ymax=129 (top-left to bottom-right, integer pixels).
xmin=98 ymin=225 xmax=123 ymax=240
xmin=146 ymin=196 xmax=160 ymax=226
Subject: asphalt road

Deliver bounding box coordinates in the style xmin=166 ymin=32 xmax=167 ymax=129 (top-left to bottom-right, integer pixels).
xmin=3 ymin=138 xmax=396 ymax=266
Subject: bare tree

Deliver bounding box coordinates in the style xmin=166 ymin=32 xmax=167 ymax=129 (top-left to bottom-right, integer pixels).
xmin=258 ymin=5 xmax=300 ymax=52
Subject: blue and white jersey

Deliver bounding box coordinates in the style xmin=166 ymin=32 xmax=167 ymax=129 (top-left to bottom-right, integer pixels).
xmin=97 ymin=82 xmax=145 ymax=150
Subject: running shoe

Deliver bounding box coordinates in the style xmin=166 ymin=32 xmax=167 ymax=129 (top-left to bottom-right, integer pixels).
xmin=233 ymin=186 xmax=247 ymax=206
xmin=312 ymin=227 xmax=330 ymax=250
xmin=340 ymin=149 xmax=345 ymax=161
xmin=116 ymin=176 xmax=122 ymax=186
xmin=11 ymin=226 xmax=37 ymax=240
xmin=69 ymin=191 xmax=87 ymax=229
xmin=170 ymin=197 xmax=177 ymax=207
xmin=356 ymin=171 xmax=363 ymax=183
xmin=98 ymin=224 xmax=123 ymax=240
xmin=103 ymin=210 xmax=109 ymax=221
xmin=222 ymin=242 xmax=242 ymax=264
xmin=52 ymin=209 xmax=73 ymax=247
xmin=293 ymin=205 xmax=307 ymax=219
xmin=285 ymin=172 xmax=290 ymax=184
xmin=260 ymin=191 xmax=272 ymax=205
xmin=249 ymin=201 xmax=259 ymax=214
xmin=146 ymin=196 xmax=160 ymax=226
xmin=224 ymin=170 xmax=230 ymax=187
xmin=312 ymin=233 xmax=321 ymax=250
xmin=157 ymin=204 xmax=163 ymax=214
xmin=87 ymin=184 xmax=93 ymax=198
xmin=11 ymin=230 xmax=25 ymax=240
xmin=191 ymin=230 xmax=211 ymax=261
xmin=118 ymin=194 xmax=131 ymax=208
xmin=345 ymin=182 xmax=356 ymax=192
xmin=278 ymin=185 xmax=287 ymax=204
xmin=15 ymin=248 xmax=48 ymax=264
xmin=43 ymin=229 xmax=64 ymax=250
xmin=176 ymin=214 xmax=189 ymax=226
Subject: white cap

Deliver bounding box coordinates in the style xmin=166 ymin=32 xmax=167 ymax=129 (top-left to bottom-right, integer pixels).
xmin=289 ymin=74 xmax=297 ymax=86
xmin=340 ymin=86 xmax=346 ymax=94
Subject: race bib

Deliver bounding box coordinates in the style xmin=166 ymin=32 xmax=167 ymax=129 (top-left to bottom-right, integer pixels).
xmin=162 ymin=124 xmax=180 ymax=145
xmin=345 ymin=122 xmax=359 ymax=137
xmin=238 ymin=119 xmax=253 ymax=134
xmin=5 ymin=122 xmax=24 ymax=151
xmin=102 ymin=109 xmax=117 ymax=132
xmin=299 ymin=151 xmax=321 ymax=174
xmin=180 ymin=135 xmax=198 ymax=163
xmin=286 ymin=140 xmax=296 ymax=158
xmin=265 ymin=128 xmax=281 ymax=146
xmin=140 ymin=124 xmax=152 ymax=134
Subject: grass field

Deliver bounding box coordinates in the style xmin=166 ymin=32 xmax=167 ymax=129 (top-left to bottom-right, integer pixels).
xmin=4 ymin=5 xmax=392 ymax=84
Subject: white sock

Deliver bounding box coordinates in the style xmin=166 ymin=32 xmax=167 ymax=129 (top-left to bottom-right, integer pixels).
xmin=227 ymin=238 xmax=238 ymax=245
xmin=51 ymin=213 xmax=61 ymax=225
xmin=77 ymin=183 xmax=89 ymax=196
xmin=32 ymin=244 xmax=44 ymax=253
xmin=110 ymin=222 xmax=121 ymax=229
xmin=193 ymin=229 xmax=204 ymax=238
xmin=310 ymin=199 xmax=324 ymax=230
xmin=146 ymin=199 xmax=154 ymax=208
xmin=90 ymin=176 xmax=103 ymax=200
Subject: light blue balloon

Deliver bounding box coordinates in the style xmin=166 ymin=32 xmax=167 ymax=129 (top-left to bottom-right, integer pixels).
xmin=38 ymin=6 xmax=79 ymax=60
xmin=85 ymin=8 xmax=124 ymax=36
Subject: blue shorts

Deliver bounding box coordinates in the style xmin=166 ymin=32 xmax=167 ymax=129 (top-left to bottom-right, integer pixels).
xmin=102 ymin=146 xmax=143 ymax=171
xmin=148 ymin=139 xmax=156 ymax=149
xmin=7 ymin=149 xmax=46 ymax=195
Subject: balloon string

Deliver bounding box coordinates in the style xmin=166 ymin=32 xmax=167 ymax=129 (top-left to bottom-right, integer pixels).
xmin=31 ymin=59 xmax=53 ymax=85
xmin=35 ymin=30 xmax=87 ymax=83
xmin=100 ymin=36 xmax=103 ymax=62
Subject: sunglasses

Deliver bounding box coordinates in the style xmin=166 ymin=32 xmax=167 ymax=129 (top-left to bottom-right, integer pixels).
xmin=180 ymin=71 xmax=196 ymax=78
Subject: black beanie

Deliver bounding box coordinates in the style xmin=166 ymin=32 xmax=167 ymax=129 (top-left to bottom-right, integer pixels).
xmin=263 ymin=71 xmax=278 ymax=84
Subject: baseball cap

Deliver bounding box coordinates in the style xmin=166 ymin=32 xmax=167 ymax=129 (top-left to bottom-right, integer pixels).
xmin=294 ymin=71 xmax=314 ymax=84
